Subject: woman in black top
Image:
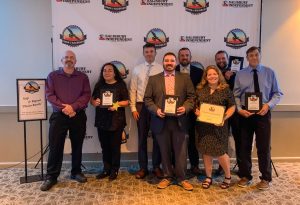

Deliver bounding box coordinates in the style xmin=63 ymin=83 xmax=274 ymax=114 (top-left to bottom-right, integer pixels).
xmin=90 ymin=63 xmax=129 ymax=180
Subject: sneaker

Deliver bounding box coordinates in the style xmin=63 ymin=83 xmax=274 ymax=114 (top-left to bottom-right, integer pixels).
xmin=40 ymin=179 xmax=57 ymax=191
xmin=179 ymin=180 xmax=193 ymax=191
xmin=70 ymin=173 xmax=87 ymax=183
xmin=157 ymin=179 xmax=172 ymax=189
xmin=237 ymin=177 xmax=252 ymax=188
xmin=256 ymin=180 xmax=270 ymax=190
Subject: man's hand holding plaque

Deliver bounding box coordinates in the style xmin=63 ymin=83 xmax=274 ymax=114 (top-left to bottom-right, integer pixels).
xmin=245 ymin=92 xmax=262 ymax=113
xmin=163 ymin=95 xmax=179 ymax=116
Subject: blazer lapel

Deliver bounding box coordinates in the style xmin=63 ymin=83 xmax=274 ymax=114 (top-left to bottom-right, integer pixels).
xmin=159 ymin=72 xmax=166 ymax=95
xmin=175 ymin=71 xmax=181 ymax=96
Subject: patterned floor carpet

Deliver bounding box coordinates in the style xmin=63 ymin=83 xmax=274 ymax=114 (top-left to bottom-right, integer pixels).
xmin=0 ymin=162 xmax=300 ymax=205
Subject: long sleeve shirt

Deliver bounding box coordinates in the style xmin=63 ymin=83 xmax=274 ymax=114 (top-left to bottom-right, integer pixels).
xmin=45 ymin=68 xmax=91 ymax=112
xmin=129 ymin=61 xmax=163 ymax=112
xmin=233 ymin=64 xmax=283 ymax=111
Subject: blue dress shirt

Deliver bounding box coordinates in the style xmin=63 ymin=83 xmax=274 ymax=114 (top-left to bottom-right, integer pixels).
xmin=233 ymin=64 xmax=283 ymax=111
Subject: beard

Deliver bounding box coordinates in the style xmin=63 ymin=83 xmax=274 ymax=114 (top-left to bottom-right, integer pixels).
xmin=217 ymin=62 xmax=227 ymax=70
xmin=180 ymin=60 xmax=190 ymax=67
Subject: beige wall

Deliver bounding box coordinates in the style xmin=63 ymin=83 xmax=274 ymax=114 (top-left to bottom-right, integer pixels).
xmin=0 ymin=0 xmax=300 ymax=167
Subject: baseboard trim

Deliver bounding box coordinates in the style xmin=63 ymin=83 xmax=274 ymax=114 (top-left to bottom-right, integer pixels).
xmin=1 ymin=157 xmax=300 ymax=168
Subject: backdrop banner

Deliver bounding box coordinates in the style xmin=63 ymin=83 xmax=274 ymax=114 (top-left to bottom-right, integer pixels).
xmin=52 ymin=0 xmax=261 ymax=153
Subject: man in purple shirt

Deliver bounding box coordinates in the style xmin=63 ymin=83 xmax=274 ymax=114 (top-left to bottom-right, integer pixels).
xmin=40 ymin=50 xmax=91 ymax=191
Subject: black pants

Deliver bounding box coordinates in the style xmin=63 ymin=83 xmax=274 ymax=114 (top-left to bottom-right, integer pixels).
xmin=157 ymin=118 xmax=188 ymax=182
xmin=97 ymin=128 xmax=122 ymax=173
xmin=46 ymin=111 xmax=86 ymax=180
xmin=229 ymin=112 xmax=241 ymax=170
xmin=239 ymin=111 xmax=272 ymax=182
xmin=136 ymin=102 xmax=161 ymax=170
xmin=187 ymin=113 xmax=199 ymax=168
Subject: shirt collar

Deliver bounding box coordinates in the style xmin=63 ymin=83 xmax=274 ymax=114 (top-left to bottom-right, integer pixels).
xmin=58 ymin=67 xmax=80 ymax=76
xmin=249 ymin=64 xmax=262 ymax=73
xmin=145 ymin=61 xmax=157 ymax=67
xmin=180 ymin=64 xmax=190 ymax=71
xmin=164 ymin=70 xmax=175 ymax=76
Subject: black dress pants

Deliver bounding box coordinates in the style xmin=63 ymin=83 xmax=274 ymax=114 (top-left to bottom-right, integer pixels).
xmin=46 ymin=111 xmax=86 ymax=180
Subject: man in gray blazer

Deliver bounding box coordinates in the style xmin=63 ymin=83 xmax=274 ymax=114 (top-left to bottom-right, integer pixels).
xmin=144 ymin=52 xmax=195 ymax=191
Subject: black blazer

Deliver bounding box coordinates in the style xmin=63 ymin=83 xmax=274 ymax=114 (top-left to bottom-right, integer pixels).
xmin=175 ymin=64 xmax=203 ymax=88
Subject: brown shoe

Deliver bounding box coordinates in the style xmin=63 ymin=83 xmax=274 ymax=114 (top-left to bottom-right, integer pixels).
xmin=238 ymin=177 xmax=252 ymax=188
xmin=179 ymin=180 xmax=193 ymax=191
xmin=152 ymin=167 xmax=163 ymax=179
xmin=135 ymin=169 xmax=148 ymax=179
xmin=256 ymin=180 xmax=270 ymax=190
xmin=191 ymin=166 xmax=201 ymax=176
xmin=157 ymin=179 xmax=172 ymax=189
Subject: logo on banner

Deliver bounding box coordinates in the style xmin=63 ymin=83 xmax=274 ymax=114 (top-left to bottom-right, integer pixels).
xmin=224 ymin=28 xmax=249 ymax=49
xmin=191 ymin=61 xmax=204 ymax=70
xmin=102 ymin=0 xmax=129 ymax=13
xmin=140 ymin=0 xmax=173 ymax=7
xmin=56 ymin=0 xmax=90 ymax=3
xmin=184 ymin=0 xmax=209 ymax=14
xmin=111 ymin=61 xmax=129 ymax=79
xmin=144 ymin=28 xmax=169 ymax=49
xmin=180 ymin=35 xmax=211 ymax=43
xmin=99 ymin=34 xmax=132 ymax=42
xmin=60 ymin=25 xmax=87 ymax=47
xmin=24 ymin=81 xmax=40 ymax=94
xmin=222 ymin=1 xmax=253 ymax=8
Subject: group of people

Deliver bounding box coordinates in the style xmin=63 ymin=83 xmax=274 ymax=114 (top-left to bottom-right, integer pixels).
xmin=40 ymin=44 xmax=283 ymax=192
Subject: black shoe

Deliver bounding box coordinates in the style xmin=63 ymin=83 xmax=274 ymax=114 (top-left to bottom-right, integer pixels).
xmin=70 ymin=173 xmax=87 ymax=183
xmin=109 ymin=171 xmax=118 ymax=181
xmin=191 ymin=166 xmax=201 ymax=176
xmin=40 ymin=179 xmax=57 ymax=191
xmin=96 ymin=171 xmax=110 ymax=179
xmin=215 ymin=165 xmax=224 ymax=176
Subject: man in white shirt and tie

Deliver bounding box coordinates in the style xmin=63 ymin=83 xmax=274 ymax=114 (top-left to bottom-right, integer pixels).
xmin=129 ymin=43 xmax=163 ymax=179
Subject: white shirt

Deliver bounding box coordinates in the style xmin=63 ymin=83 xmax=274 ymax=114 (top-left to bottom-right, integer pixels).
xmin=129 ymin=61 xmax=163 ymax=112
xmin=179 ymin=64 xmax=191 ymax=74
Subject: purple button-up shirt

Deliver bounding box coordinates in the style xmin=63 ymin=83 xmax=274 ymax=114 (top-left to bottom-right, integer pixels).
xmin=46 ymin=68 xmax=91 ymax=112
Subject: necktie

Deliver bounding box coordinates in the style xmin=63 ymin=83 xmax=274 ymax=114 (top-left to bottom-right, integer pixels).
xmin=143 ymin=64 xmax=152 ymax=94
xmin=253 ymin=69 xmax=260 ymax=92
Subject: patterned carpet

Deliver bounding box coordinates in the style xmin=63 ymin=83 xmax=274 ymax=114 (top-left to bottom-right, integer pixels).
xmin=0 ymin=162 xmax=300 ymax=205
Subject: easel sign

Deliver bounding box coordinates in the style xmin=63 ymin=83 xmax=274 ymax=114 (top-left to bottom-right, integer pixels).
xmin=16 ymin=79 xmax=47 ymax=184
xmin=17 ymin=79 xmax=47 ymax=121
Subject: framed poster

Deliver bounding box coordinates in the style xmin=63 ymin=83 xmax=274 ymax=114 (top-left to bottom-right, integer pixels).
xmin=17 ymin=79 xmax=47 ymax=121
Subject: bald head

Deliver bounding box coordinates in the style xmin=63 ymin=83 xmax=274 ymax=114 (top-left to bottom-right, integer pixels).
xmin=61 ymin=50 xmax=77 ymax=70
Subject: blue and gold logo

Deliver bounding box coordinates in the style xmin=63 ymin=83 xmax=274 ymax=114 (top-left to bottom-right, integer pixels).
xmin=60 ymin=25 xmax=87 ymax=47
xmin=144 ymin=28 xmax=169 ymax=49
xmin=102 ymin=0 xmax=129 ymax=13
xmin=224 ymin=28 xmax=249 ymax=49
xmin=24 ymin=81 xmax=40 ymax=94
xmin=184 ymin=0 xmax=209 ymax=15
xmin=111 ymin=61 xmax=129 ymax=79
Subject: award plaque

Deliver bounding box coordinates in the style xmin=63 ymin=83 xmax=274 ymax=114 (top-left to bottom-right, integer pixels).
xmin=100 ymin=89 xmax=115 ymax=108
xmin=163 ymin=95 xmax=179 ymax=116
xmin=197 ymin=103 xmax=225 ymax=125
xmin=245 ymin=92 xmax=262 ymax=113
xmin=228 ymin=56 xmax=244 ymax=72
